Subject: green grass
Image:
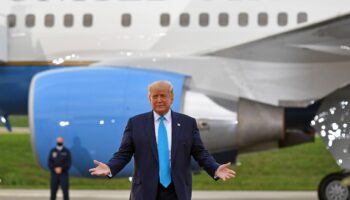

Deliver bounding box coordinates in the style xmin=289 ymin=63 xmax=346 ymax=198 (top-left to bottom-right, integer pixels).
xmin=0 ymin=134 xmax=340 ymax=190
xmin=8 ymin=115 xmax=29 ymax=127
xmin=193 ymin=137 xmax=340 ymax=190
xmin=0 ymin=134 xmax=131 ymax=189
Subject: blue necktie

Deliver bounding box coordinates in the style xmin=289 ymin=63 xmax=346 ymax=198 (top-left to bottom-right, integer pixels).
xmin=158 ymin=116 xmax=171 ymax=188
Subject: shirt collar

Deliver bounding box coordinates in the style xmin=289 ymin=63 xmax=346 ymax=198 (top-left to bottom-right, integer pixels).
xmin=153 ymin=110 xmax=171 ymax=121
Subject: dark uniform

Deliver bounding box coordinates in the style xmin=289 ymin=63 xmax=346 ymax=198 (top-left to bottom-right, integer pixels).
xmin=48 ymin=146 xmax=71 ymax=200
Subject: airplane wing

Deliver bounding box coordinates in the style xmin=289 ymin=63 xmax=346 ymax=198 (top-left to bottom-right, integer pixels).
xmin=209 ymin=13 xmax=350 ymax=63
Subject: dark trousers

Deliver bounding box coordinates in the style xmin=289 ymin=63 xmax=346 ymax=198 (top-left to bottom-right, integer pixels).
xmin=50 ymin=172 xmax=69 ymax=200
xmin=156 ymin=182 xmax=178 ymax=200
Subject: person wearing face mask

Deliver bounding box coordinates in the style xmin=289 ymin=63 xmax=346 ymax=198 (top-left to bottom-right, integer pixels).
xmin=48 ymin=137 xmax=71 ymax=200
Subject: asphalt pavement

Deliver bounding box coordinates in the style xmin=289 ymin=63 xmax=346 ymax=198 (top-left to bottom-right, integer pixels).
xmin=0 ymin=189 xmax=317 ymax=200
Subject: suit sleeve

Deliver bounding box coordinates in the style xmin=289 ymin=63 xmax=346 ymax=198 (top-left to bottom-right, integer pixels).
xmin=190 ymin=118 xmax=220 ymax=179
xmin=48 ymin=149 xmax=54 ymax=172
xmin=107 ymin=119 xmax=135 ymax=177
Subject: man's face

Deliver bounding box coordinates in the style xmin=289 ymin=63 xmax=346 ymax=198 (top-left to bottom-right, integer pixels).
xmin=149 ymin=84 xmax=173 ymax=116
xmin=56 ymin=137 xmax=64 ymax=145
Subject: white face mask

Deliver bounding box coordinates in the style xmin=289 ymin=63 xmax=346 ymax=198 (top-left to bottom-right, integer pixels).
xmin=56 ymin=144 xmax=64 ymax=151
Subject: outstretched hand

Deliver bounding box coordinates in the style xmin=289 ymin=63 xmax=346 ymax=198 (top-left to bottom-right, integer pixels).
xmin=215 ymin=162 xmax=236 ymax=181
xmin=89 ymin=160 xmax=111 ymax=176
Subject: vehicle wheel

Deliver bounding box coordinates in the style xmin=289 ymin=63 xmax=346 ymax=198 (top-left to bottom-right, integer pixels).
xmin=318 ymin=172 xmax=350 ymax=200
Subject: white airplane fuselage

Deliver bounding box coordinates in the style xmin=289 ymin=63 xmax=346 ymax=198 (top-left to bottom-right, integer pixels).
xmin=1 ymin=0 xmax=349 ymax=61
xmin=2 ymin=0 xmax=350 ymax=107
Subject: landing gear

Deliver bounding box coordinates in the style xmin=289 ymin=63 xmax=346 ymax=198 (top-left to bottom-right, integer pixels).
xmin=318 ymin=172 xmax=350 ymax=200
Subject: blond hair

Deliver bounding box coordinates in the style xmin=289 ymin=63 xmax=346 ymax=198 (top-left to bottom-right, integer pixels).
xmin=148 ymin=80 xmax=174 ymax=96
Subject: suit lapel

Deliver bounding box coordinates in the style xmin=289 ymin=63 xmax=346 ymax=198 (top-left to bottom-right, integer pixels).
xmin=145 ymin=111 xmax=158 ymax=163
xmin=171 ymin=111 xmax=181 ymax=166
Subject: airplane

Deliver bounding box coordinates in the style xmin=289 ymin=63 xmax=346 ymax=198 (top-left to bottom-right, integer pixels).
xmin=1 ymin=0 xmax=350 ymax=199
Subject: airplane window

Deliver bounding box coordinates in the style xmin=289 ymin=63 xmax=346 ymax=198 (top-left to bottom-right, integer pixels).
xmin=297 ymin=12 xmax=308 ymax=23
xmin=277 ymin=12 xmax=288 ymax=26
xmin=45 ymin=14 xmax=54 ymax=27
xmin=26 ymin=14 xmax=35 ymax=28
xmin=64 ymin=14 xmax=74 ymax=27
xmin=238 ymin=12 xmax=248 ymax=27
xmin=160 ymin=13 xmax=170 ymax=27
xmin=258 ymin=12 xmax=268 ymax=26
xmin=122 ymin=13 xmax=131 ymax=27
xmin=7 ymin=14 xmax=16 ymax=28
xmin=199 ymin=13 xmax=209 ymax=27
xmin=179 ymin=13 xmax=190 ymax=27
xmin=83 ymin=14 xmax=93 ymax=27
xmin=218 ymin=13 xmax=229 ymax=27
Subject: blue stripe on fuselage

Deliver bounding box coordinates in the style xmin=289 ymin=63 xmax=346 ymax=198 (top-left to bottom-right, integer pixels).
xmin=0 ymin=66 xmax=69 ymax=115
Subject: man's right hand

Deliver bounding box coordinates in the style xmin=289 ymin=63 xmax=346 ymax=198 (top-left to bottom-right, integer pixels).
xmin=54 ymin=167 xmax=62 ymax=174
xmin=89 ymin=160 xmax=111 ymax=176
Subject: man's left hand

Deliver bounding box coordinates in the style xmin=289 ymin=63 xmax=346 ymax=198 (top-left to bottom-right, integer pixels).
xmin=54 ymin=167 xmax=62 ymax=174
xmin=215 ymin=162 xmax=236 ymax=181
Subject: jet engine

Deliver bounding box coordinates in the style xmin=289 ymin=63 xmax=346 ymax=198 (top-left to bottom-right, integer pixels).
xmin=29 ymin=67 xmax=187 ymax=177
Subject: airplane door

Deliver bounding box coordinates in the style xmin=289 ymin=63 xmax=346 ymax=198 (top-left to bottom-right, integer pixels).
xmin=0 ymin=14 xmax=8 ymax=62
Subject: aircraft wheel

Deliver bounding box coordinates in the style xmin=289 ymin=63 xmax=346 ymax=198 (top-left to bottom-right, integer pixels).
xmin=318 ymin=172 xmax=350 ymax=200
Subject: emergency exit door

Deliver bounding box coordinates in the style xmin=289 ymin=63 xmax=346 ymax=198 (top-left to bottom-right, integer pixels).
xmin=0 ymin=14 xmax=8 ymax=62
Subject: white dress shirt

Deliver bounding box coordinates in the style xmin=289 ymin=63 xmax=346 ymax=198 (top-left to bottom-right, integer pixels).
xmin=153 ymin=110 xmax=172 ymax=160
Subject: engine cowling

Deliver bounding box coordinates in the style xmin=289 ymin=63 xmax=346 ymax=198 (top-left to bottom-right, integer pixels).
xmin=29 ymin=66 xmax=187 ymax=177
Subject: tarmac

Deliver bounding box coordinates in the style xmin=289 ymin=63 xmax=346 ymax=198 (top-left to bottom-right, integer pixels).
xmin=0 ymin=127 xmax=30 ymax=133
xmin=0 ymin=189 xmax=317 ymax=200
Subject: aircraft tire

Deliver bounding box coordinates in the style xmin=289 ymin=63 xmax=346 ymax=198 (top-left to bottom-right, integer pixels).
xmin=318 ymin=172 xmax=350 ymax=200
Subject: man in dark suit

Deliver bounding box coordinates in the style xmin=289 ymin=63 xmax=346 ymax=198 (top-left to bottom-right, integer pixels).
xmin=89 ymin=80 xmax=235 ymax=200
xmin=48 ymin=137 xmax=71 ymax=200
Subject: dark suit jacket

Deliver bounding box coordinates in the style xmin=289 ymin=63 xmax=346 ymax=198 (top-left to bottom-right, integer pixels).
xmin=48 ymin=147 xmax=71 ymax=174
xmin=107 ymin=111 xmax=219 ymax=200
